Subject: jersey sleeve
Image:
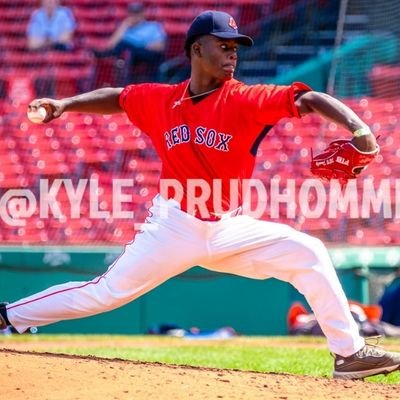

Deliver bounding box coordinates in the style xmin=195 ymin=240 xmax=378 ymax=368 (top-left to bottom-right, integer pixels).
xmin=243 ymin=81 xmax=312 ymax=125
xmin=119 ymin=84 xmax=157 ymax=134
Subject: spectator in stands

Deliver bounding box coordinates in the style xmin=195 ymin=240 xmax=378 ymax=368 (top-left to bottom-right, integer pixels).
xmin=94 ymin=2 xmax=167 ymax=84
xmin=379 ymin=269 xmax=400 ymax=326
xmin=26 ymin=0 xmax=76 ymax=51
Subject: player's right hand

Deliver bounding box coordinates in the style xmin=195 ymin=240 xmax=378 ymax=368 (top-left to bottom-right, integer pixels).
xmin=28 ymin=98 xmax=66 ymax=123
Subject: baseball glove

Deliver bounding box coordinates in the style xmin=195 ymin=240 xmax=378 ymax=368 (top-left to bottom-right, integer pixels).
xmin=310 ymin=139 xmax=379 ymax=184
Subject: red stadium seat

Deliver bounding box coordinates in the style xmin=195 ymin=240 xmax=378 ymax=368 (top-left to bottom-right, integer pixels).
xmin=26 ymin=159 xmax=70 ymax=176
xmin=76 ymin=20 xmax=117 ymax=37
xmin=347 ymin=227 xmax=392 ymax=246
xmin=63 ymin=0 xmax=108 ymax=5
xmin=0 ymin=171 xmax=31 ymax=189
xmin=69 ymin=6 xmax=114 ymax=21
xmin=0 ymin=36 xmax=28 ymax=51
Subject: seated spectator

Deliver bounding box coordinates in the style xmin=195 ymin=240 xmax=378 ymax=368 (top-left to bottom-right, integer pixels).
xmin=26 ymin=0 xmax=76 ymax=51
xmin=379 ymin=269 xmax=400 ymax=326
xmin=95 ymin=2 xmax=167 ymax=84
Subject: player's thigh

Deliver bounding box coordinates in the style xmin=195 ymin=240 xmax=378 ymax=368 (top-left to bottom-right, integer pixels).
xmin=206 ymin=218 xmax=331 ymax=280
xmin=104 ymin=225 xmax=206 ymax=292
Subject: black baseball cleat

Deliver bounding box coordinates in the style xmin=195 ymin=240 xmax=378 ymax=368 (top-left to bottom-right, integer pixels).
xmin=0 ymin=302 xmax=9 ymax=330
xmin=333 ymin=343 xmax=400 ymax=380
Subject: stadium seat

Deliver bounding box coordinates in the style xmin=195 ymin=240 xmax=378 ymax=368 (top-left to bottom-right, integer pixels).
xmin=0 ymin=171 xmax=30 ymax=189
xmin=0 ymin=37 xmax=27 ymax=52
xmin=347 ymin=227 xmax=392 ymax=246
xmin=69 ymin=6 xmax=113 ymax=21
xmin=76 ymin=20 xmax=117 ymax=37
xmin=3 ymin=52 xmax=46 ymax=69
xmin=63 ymin=0 xmax=109 ymax=6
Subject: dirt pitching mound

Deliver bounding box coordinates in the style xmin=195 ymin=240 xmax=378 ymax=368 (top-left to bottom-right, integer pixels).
xmin=1 ymin=348 xmax=399 ymax=400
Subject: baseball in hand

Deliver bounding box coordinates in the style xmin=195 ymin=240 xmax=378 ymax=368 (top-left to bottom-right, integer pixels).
xmin=27 ymin=107 xmax=47 ymax=124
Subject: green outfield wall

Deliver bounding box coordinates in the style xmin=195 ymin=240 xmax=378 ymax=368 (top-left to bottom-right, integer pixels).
xmin=0 ymin=245 xmax=399 ymax=335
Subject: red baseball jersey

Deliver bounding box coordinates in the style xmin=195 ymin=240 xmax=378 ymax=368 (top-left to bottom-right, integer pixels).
xmin=119 ymin=79 xmax=311 ymax=218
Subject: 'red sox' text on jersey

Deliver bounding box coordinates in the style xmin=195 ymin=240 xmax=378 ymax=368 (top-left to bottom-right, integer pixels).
xmin=120 ymin=79 xmax=311 ymax=218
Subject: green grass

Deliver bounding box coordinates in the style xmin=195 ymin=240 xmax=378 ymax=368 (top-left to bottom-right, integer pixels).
xmin=2 ymin=335 xmax=400 ymax=384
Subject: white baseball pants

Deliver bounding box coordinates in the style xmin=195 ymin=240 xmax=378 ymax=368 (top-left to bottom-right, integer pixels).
xmin=7 ymin=194 xmax=364 ymax=357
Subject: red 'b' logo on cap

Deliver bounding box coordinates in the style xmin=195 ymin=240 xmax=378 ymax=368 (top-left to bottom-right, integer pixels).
xmin=229 ymin=17 xmax=237 ymax=29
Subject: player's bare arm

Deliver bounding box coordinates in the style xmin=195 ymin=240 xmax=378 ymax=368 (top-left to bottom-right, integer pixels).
xmin=28 ymin=87 xmax=124 ymax=122
xmin=295 ymin=91 xmax=377 ymax=152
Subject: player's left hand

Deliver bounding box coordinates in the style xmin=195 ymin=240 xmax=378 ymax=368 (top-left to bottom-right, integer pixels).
xmin=350 ymin=132 xmax=377 ymax=152
xmin=310 ymin=137 xmax=379 ymax=184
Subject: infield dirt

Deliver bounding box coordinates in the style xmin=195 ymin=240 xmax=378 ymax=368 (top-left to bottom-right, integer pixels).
xmin=1 ymin=340 xmax=399 ymax=400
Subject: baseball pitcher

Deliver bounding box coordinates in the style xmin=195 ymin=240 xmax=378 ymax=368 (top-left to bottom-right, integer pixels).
xmin=1 ymin=10 xmax=398 ymax=380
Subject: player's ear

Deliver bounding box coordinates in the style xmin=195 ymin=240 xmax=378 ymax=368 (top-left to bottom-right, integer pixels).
xmin=192 ymin=42 xmax=201 ymax=57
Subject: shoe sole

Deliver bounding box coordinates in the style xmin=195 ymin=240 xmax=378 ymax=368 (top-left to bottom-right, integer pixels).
xmin=334 ymin=364 xmax=400 ymax=380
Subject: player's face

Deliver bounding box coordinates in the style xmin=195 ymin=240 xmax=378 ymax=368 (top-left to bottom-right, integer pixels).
xmin=195 ymin=36 xmax=239 ymax=81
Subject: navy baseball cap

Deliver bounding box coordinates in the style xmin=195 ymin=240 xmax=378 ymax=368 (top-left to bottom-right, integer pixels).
xmin=184 ymin=10 xmax=254 ymax=50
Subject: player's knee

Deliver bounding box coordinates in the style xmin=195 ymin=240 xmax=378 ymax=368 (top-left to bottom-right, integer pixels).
xmin=308 ymin=236 xmax=328 ymax=254
xmin=91 ymin=279 xmax=129 ymax=310
xmin=293 ymin=233 xmax=331 ymax=268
